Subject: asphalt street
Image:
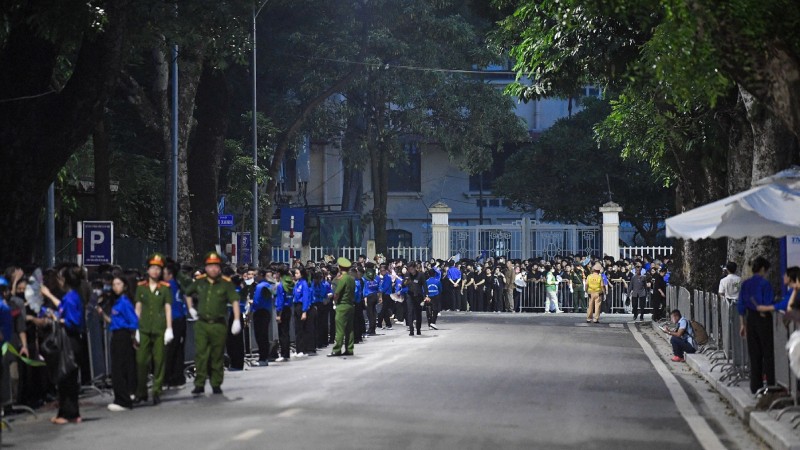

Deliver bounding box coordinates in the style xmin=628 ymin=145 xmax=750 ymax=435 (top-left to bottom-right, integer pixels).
xmin=4 ymin=313 xmax=763 ymax=449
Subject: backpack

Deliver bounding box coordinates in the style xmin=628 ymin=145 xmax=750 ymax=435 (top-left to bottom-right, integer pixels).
xmin=688 ymin=320 xmax=708 ymax=346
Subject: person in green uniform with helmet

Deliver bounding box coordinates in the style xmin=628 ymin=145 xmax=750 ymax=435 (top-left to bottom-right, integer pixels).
xmin=328 ymin=257 xmax=355 ymax=357
xmin=184 ymin=252 xmax=241 ymax=395
xmin=134 ymin=253 xmax=173 ymax=406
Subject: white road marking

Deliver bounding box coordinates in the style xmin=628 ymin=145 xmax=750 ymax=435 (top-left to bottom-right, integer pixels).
xmin=628 ymin=323 xmax=726 ymax=450
xmin=277 ymin=408 xmax=303 ymax=418
xmin=233 ymin=429 xmax=263 ymax=441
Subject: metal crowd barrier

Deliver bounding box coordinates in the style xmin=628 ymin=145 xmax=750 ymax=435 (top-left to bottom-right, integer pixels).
xmin=668 ymin=283 xmax=800 ymax=412
xmin=516 ymin=279 xmax=654 ymax=314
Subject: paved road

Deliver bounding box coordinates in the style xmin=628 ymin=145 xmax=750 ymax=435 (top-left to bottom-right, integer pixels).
xmin=6 ymin=313 xmax=749 ymax=449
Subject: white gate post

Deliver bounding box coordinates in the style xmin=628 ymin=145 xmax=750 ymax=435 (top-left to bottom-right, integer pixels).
xmin=600 ymin=202 xmax=622 ymax=259
xmin=429 ymin=200 xmax=451 ymax=260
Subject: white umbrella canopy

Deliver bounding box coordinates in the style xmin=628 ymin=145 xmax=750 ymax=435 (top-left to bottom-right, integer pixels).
xmin=666 ymin=166 xmax=800 ymax=240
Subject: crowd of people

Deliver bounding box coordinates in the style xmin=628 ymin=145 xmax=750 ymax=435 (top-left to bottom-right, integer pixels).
xmin=0 ymin=250 xmax=672 ymax=425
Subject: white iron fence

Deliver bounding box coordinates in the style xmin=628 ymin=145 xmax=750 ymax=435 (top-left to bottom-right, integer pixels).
xmin=308 ymin=247 xmax=364 ymax=262
xmin=620 ymin=246 xmax=673 ymax=260
xmin=387 ymin=246 xmax=430 ymax=261
xmin=450 ymin=220 xmax=600 ymax=261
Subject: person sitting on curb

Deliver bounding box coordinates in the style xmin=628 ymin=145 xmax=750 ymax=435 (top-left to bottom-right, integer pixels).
xmin=661 ymin=309 xmax=695 ymax=362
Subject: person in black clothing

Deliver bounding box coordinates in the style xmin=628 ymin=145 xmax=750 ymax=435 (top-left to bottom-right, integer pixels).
xmin=493 ymin=266 xmax=505 ymax=312
xmin=474 ymin=267 xmax=486 ymax=312
xmin=651 ymin=267 xmax=668 ymax=321
xmin=403 ymin=262 xmax=428 ymax=336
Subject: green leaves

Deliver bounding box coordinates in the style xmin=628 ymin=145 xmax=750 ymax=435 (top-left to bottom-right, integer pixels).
xmin=495 ymin=98 xmax=673 ymax=243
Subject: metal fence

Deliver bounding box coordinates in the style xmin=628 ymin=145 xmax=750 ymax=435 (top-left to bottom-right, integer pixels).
xmin=308 ymin=247 xmax=364 ymax=262
xmin=515 ymin=279 xmax=652 ymax=314
xmin=620 ymin=246 xmax=673 ymax=260
xmin=663 ymin=285 xmax=800 ymax=404
xmin=387 ymin=247 xmax=429 ymax=261
xmin=450 ymin=220 xmax=601 ymax=261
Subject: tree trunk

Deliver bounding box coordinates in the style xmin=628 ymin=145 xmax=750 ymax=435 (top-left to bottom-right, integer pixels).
xmin=93 ymin=116 xmax=112 ymax=220
xmin=0 ymin=4 xmax=128 ymax=266
xmin=740 ymin=87 xmax=797 ymax=288
xmin=188 ymin=65 xmax=230 ymax=261
xmin=725 ymin=90 xmax=754 ymax=268
xmin=174 ymin=46 xmax=206 ymax=263
xmin=369 ymin=92 xmax=389 ymax=254
xmin=669 ymin=138 xmax=728 ymax=290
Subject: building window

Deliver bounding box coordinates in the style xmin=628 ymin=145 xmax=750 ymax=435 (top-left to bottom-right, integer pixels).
xmin=388 ymin=141 xmax=421 ymax=193
xmin=469 ymin=145 xmax=517 ymax=192
xmin=476 ymin=198 xmax=507 ymax=208
xmin=280 ymin=157 xmax=297 ymax=191
xmin=387 ymin=229 xmax=413 ymax=248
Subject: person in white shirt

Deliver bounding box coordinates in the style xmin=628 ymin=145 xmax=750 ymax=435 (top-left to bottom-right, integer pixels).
xmin=718 ymin=262 xmax=742 ymax=301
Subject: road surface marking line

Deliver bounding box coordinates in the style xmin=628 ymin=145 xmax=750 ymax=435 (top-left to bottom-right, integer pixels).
xmin=277 ymin=408 xmax=302 ymax=418
xmin=233 ymin=429 xmax=263 ymax=441
xmin=629 ymin=323 xmax=726 ymax=450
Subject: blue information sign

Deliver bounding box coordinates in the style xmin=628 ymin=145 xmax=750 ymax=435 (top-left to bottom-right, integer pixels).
xmin=83 ymin=221 xmax=114 ymax=265
xmin=218 ymin=214 xmax=234 ymax=227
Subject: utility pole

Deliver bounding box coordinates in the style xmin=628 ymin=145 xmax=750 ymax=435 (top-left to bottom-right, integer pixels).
xmin=170 ymin=44 xmax=179 ymax=260
xmin=45 ymin=183 xmax=55 ymax=267
xmin=478 ymin=172 xmax=484 ymax=225
xmin=252 ymin=0 xmax=269 ymax=266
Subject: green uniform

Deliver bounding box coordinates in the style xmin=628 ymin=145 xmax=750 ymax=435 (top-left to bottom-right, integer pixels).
xmin=571 ymin=271 xmax=586 ymax=312
xmin=135 ymin=281 xmax=172 ymax=398
xmin=185 ymin=275 xmax=238 ymax=388
xmin=331 ymin=273 xmax=356 ymax=355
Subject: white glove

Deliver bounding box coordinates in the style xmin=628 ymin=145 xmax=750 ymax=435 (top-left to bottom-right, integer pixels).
xmin=135 ymin=330 xmax=141 ymax=344
xmin=231 ymin=319 xmax=242 ymax=335
xmin=189 ymin=308 xmax=198 ymax=320
xmin=164 ymin=328 xmax=174 ymax=345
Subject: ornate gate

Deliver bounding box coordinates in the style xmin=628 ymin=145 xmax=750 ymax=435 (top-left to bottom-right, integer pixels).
xmin=449 ymin=220 xmax=600 ymax=260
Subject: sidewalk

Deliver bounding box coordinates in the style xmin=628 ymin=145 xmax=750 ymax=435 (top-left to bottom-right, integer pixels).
xmin=651 ymin=321 xmax=800 ymax=450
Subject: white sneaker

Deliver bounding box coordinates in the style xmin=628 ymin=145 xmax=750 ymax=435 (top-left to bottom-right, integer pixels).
xmin=430 ymin=324 xmax=438 ymax=330
xmin=555 ymin=310 xmax=564 ymax=314
xmin=295 ymin=352 xmax=306 ymax=358
xmin=108 ymin=403 xmax=130 ymax=412
xmin=275 ymin=357 xmax=286 ymax=362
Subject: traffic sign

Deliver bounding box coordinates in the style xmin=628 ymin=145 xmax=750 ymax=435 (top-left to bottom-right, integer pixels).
xmin=82 ymin=221 xmax=114 ymax=266
xmin=218 ymin=214 xmax=234 ymax=227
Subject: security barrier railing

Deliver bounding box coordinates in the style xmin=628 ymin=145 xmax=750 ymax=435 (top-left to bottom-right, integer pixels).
xmin=663 ymin=284 xmax=800 ymax=408
xmin=515 ymin=279 xmax=653 ymax=314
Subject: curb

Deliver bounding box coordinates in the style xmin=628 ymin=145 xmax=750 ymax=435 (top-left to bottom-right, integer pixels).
xmin=649 ymin=321 xmax=800 ymax=450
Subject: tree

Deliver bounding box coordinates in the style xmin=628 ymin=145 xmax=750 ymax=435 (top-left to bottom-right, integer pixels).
xmin=0 ymin=1 xmax=130 ymax=265
xmin=329 ymin=0 xmax=528 ymax=252
xmin=489 ymin=0 xmax=799 ymax=288
xmin=496 ymin=98 xmax=673 ymax=245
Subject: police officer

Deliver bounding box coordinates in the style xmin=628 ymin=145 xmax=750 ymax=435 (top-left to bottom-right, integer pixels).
xmin=134 ymin=253 xmax=173 ymax=405
xmin=328 ymin=258 xmax=355 ymax=357
xmin=185 ymin=252 xmax=241 ymax=395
